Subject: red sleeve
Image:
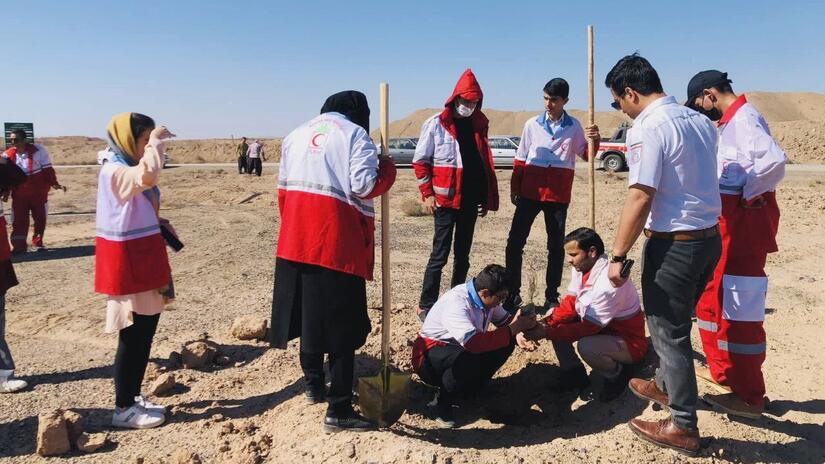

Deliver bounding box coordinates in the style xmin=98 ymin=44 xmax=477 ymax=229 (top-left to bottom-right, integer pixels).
xmin=511 ymin=159 xmax=525 ymax=196
xmin=412 ymin=161 xmax=434 ymax=199
xmin=363 ymin=157 xmax=397 ymax=200
xmin=545 ymin=319 xmax=602 ymax=344
xmin=43 ymin=166 xmax=59 ymax=187
xmin=548 ymin=294 xmax=577 ymax=326
xmin=464 ymin=327 xmax=512 ymax=354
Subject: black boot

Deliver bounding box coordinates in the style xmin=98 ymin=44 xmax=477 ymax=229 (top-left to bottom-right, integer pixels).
xmin=599 ymin=363 xmax=634 ymax=402
xmin=323 ymin=407 xmax=376 ymax=433
xmin=305 ymin=384 xmax=326 ymax=404
xmin=551 ymin=364 xmax=590 ymax=392
xmin=434 ymin=390 xmax=456 ymax=428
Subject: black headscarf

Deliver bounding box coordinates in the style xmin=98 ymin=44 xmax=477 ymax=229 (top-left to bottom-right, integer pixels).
xmin=320 ymin=90 xmax=370 ymax=132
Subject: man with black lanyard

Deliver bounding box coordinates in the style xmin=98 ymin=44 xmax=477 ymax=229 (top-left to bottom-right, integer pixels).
xmin=604 ymin=54 xmax=721 ymax=456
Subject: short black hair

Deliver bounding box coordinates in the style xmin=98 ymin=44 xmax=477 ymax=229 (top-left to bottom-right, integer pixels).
xmin=130 ymin=113 xmax=155 ymax=139
xmin=710 ymin=81 xmax=734 ymax=94
xmin=604 ymin=53 xmax=664 ymax=97
xmin=11 ymin=129 xmax=27 ymax=141
xmin=543 ymin=78 xmax=570 ymax=99
xmin=564 ymin=227 xmax=605 ymax=256
xmin=474 ymin=264 xmax=511 ymax=295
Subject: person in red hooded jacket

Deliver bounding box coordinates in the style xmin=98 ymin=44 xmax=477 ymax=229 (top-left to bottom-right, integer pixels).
xmin=413 ymin=69 xmax=499 ymax=322
xmin=2 ymin=130 xmax=64 ymax=253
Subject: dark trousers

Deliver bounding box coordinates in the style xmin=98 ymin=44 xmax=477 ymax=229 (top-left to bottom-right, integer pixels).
xmin=418 ymin=340 xmax=514 ymax=402
xmin=114 ymin=313 xmax=160 ymax=408
xmin=419 ymin=204 xmax=479 ymax=309
xmin=642 ymin=235 xmax=721 ymax=430
xmin=0 ymin=295 xmax=14 ymax=371
xmin=300 ymin=349 xmax=355 ymax=416
xmin=248 ymin=158 xmax=262 ymax=176
xmin=238 ymin=156 xmax=248 ymax=173
xmin=504 ymin=198 xmax=568 ymax=307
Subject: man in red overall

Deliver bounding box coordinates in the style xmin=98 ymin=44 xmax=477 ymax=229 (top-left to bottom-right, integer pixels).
xmin=687 ymin=71 xmax=786 ymax=418
xmin=2 ymin=130 xmax=63 ymax=253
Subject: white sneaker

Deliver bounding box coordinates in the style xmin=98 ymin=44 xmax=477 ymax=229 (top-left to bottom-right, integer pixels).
xmin=112 ymin=404 xmax=165 ymax=429
xmin=0 ymin=378 xmax=28 ymax=393
xmin=135 ymin=395 xmax=167 ymax=414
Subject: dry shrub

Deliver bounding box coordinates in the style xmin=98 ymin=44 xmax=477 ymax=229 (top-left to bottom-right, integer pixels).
xmin=400 ymin=198 xmax=430 ymax=217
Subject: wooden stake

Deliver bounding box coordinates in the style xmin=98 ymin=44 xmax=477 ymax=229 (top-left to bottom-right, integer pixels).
xmin=379 ymin=82 xmax=392 ymax=369
xmin=587 ymin=25 xmax=596 ymax=230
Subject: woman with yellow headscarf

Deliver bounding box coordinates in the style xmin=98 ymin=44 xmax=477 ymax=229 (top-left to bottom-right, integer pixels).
xmin=95 ymin=112 xmax=176 ymax=429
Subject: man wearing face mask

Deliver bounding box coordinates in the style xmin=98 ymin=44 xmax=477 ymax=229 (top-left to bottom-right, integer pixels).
xmin=686 ymin=71 xmax=786 ymax=419
xmin=413 ymin=69 xmax=499 ymax=322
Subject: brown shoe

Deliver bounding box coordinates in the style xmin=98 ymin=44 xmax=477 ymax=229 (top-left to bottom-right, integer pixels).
xmin=694 ymin=364 xmax=732 ymax=393
xmin=628 ymin=417 xmax=700 ymax=456
xmin=628 ymin=378 xmax=669 ymax=408
xmin=703 ymin=392 xmax=764 ymax=419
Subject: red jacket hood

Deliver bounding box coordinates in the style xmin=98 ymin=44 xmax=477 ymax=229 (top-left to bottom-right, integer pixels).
xmin=440 ymin=68 xmax=488 ymax=132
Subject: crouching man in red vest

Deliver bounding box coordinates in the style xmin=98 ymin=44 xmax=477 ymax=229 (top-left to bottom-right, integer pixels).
xmin=2 ymin=130 xmax=63 ymax=253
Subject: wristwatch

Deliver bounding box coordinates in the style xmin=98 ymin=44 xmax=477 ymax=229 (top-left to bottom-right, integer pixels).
xmin=609 ymin=253 xmax=627 ymax=263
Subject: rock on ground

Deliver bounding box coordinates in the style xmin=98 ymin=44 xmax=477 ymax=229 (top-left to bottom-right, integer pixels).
xmin=230 ymin=316 xmax=268 ymax=340
xmin=76 ymin=432 xmax=108 ymax=453
xmin=148 ymin=372 xmax=178 ymax=396
xmin=171 ymin=448 xmax=202 ymax=464
xmin=181 ymin=341 xmax=219 ymax=369
xmin=62 ymin=409 xmax=85 ymax=444
xmin=36 ymin=410 xmax=71 ymax=456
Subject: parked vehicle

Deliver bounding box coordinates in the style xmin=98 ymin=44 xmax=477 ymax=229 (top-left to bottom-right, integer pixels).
xmin=488 ymin=136 xmax=520 ymax=167
xmin=595 ymin=122 xmax=630 ymax=172
xmin=386 ymin=137 xmax=418 ymax=165
xmin=97 ymin=147 xmax=171 ymax=167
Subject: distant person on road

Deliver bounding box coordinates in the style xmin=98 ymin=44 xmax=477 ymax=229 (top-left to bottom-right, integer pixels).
xmin=412 ymin=69 xmax=499 ymax=322
xmin=271 ymin=90 xmax=396 ymax=432
xmin=0 ymin=157 xmax=28 ymax=393
xmin=237 ymin=136 xmax=249 ymax=174
xmin=1 ymin=130 xmax=64 ymax=253
xmin=505 ymin=78 xmax=601 ymax=314
xmin=95 ymin=112 xmax=177 ymax=430
xmin=247 ymin=139 xmax=265 ymax=176
xmin=687 ymin=70 xmax=786 ymax=419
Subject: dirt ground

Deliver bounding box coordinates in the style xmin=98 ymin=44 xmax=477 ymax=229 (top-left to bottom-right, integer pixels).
xmin=0 ymin=165 xmax=823 ymax=464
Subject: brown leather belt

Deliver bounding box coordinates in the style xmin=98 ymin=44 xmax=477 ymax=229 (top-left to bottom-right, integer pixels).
xmin=644 ymin=225 xmax=719 ymax=241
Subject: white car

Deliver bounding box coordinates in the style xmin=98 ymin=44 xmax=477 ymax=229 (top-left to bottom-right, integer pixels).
xmin=488 ymin=136 xmax=520 ymax=167
xmin=97 ymin=148 xmax=170 ymax=167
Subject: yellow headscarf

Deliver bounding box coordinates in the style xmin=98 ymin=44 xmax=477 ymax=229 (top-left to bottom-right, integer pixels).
xmin=106 ymin=112 xmax=137 ymax=159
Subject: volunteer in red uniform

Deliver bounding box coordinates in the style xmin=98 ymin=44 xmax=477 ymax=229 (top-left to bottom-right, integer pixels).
xmin=270 ymin=90 xmax=396 ymax=432
xmin=413 ymin=69 xmax=499 ymax=322
xmin=95 ymin=113 xmax=176 ymax=429
xmin=2 ymin=130 xmax=63 ymax=253
xmin=505 ymin=78 xmax=600 ymax=313
xmin=519 ymin=228 xmax=648 ymax=402
xmin=687 ymin=71 xmax=786 ymax=418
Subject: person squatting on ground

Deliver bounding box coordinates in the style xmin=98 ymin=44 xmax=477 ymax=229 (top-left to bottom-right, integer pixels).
xmin=270 ymin=90 xmax=396 ymax=432
xmin=237 ymin=136 xmax=249 ymax=174
xmin=2 ymin=130 xmax=64 ymax=253
xmin=412 ymin=264 xmax=537 ymax=427
xmin=0 ymin=158 xmax=28 ymax=393
xmin=687 ymin=71 xmax=786 ymax=419
xmin=94 ymin=113 xmax=177 ymax=429
xmin=505 ymin=78 xmax=601 ymax=314
xmin=246 ymin=139 xmax=265 ymax=176
xmin=413 ymin=69 xmax=499 ymax=322
xmin=605 ymin=54 xmax=722 ymax=456
xmin=517 ymin=228 xmax=648 ymax=403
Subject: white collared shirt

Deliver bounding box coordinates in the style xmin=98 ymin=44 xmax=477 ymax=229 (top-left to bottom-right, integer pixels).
xmin=566 ymin=255 xmax=640 ymax=327
xmin=626 ymin=96 xmax=721 ymax=232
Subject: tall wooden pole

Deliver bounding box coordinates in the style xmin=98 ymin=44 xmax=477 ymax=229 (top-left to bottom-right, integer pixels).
xmin=379 ymin=82 xmax=392 ymax=372
xmin=587 ymin=25 xmax=596 ymax=230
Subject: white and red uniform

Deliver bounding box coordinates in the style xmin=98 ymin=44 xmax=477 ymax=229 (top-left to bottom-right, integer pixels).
xmin=412 ymin=69 xmax=499 ymax=211
xmin=511 ymin=112 xmax=589 ymax=203
xmin=696 ymin=95 xmax=785 ymax=407
xmin=3 ymin=143 xmax=59 ymax=251
xmin=544 ymin=255 xmax=648 ymax=362
xmin=276 ymin=112 xmax=396 ymax=280
xmin=94 ymin=160 xmax=170 ymax=296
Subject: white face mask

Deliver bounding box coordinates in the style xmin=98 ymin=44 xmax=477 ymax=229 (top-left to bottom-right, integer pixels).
xmin=454 ymin=100 xmax=476 ymax=118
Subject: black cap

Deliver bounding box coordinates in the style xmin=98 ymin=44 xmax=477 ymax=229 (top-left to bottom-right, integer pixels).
xmin=685 ymin=70 xmax=732 ymax=107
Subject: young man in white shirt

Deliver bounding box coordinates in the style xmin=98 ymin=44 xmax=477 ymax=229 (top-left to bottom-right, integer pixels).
xmin=605 ymin=54 xmax=721 ymax=456
xmin=686 ymin=71 xmax=786 ymax=419
xmin=505 ymin=79 xmax=600 ymax=314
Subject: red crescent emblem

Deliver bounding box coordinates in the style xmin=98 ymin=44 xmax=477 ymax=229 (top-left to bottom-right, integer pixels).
xmin=311 ymin=133 xmax=325 ymax=147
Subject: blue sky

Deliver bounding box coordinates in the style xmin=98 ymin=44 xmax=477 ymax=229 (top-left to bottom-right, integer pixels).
xmin=1 ymin=0 xmax=822 ymax=139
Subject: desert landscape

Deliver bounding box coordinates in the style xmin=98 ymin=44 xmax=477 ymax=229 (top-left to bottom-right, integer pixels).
xmin=0 ymin=94 xmax=824 ymax=463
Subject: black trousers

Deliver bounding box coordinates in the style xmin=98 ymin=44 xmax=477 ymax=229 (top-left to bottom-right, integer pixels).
xmin=248 ymin=158 xmax=262 ymax=176
xmin=300 ymin=350 xmax=355 ymax=416
xmin=418 ymin=340 xmax=514 ymax=402
xmin=238 ymin=156 xmax=248 ymax=173
xmin=504 ymin=198 xmax=568 ymax=308
xmin=419 ymin=203 xmax=479 ymax=309
xmin=114 ymin=313 xmax=160 ymax=408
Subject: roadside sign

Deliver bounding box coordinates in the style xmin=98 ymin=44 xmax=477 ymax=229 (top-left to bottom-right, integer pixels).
xmin=4 ymin=122 xmax=34 ymax=149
